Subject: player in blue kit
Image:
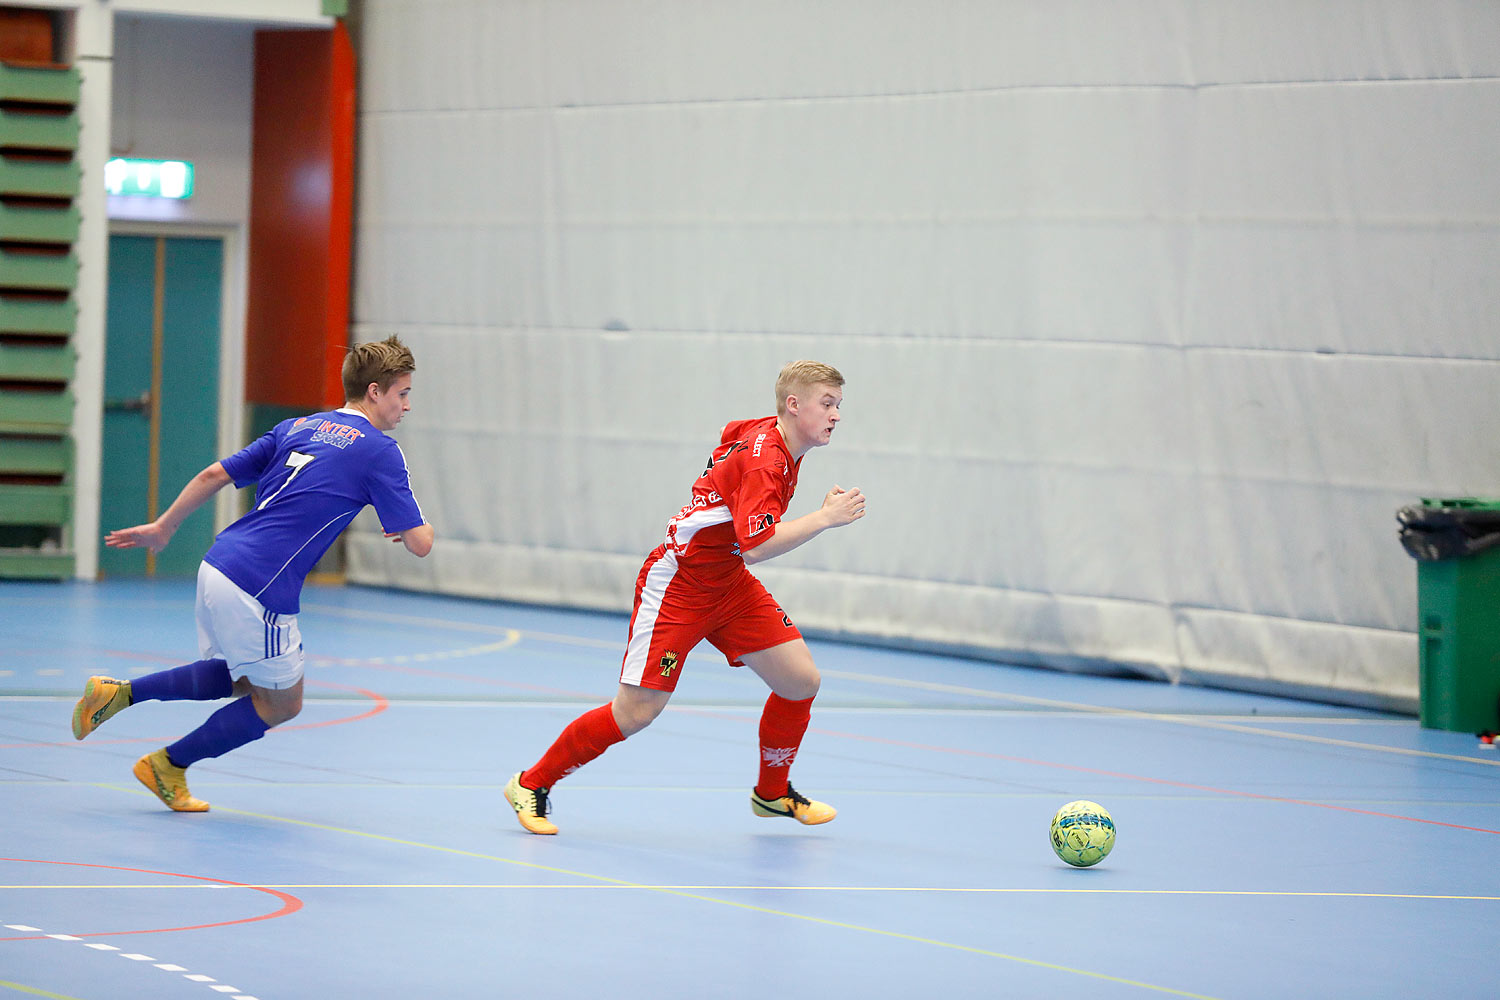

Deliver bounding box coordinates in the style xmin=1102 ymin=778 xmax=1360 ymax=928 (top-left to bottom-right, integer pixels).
xmin=73 ymin=336 xmax=434 ymax=811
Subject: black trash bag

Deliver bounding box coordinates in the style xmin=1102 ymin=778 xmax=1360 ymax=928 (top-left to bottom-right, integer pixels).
xmin=1397 ymin=504 xmax=1500 ymax=561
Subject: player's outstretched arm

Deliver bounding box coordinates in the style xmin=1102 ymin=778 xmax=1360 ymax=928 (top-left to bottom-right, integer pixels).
xmin=741 ymin=485 xmax=865 ymax=566
xmin=104 ymin=462 xmax=233 ymax=554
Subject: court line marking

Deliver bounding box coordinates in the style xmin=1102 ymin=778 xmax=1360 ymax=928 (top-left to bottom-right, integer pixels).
xmin=819 ymin=669 xmax=1500 ymax=768
xmin=645 ymin=701 xmax=1500 ymax=834
xmin=0 ymin=859 xmax=301 ymax=941
xmin=302 ymin=603 xmax=535 ymax=640
xmin=15 ymin=598 xmax=1461 ymax=769
xmin=0 ymin=861 xmax=291 ymax=1000
xmin=6 ymin=783 xmax=1497 ymax=813
xmin=0 ymin=683 xmax=389 ymax=750
xmin=311 ymin=636 xmax=522 ymax=667
xmin=806 ymin=724 xmax=1500 ymax=835
xmin=305 ymin=603 xmax=620 ymax=652
xmin=0 ymin=931 xmax=258 ymax=1000
xmin=134 ymin=800 xmax=1221 ymax=1000
xmin=306 ymin=657 xmax=603 ymax=700
xmin=0 ymin=981 xmax=86 ymax=1000
xmin=10 ymin=689 xmax=1496 ymax=834
xmin=5 ymin=883 xmax=1498 ymax=901
xmin=276 ymin=681 xmax=387 ymax=733
xmin=287 ymin=609 xmax=1495 ymax=769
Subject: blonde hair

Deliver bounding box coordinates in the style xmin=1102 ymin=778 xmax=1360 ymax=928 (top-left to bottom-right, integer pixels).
xmin=342 ymin=335 xmax=416 ymax=402
xmin=775 ymin=360 xmax=844 ymax=416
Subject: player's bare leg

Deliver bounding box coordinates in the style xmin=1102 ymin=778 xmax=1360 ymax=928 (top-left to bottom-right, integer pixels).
xmin=236 ymin=676 xmax=304 ymax=726
xmin=743 ymin=639 xmax=835 ymax=825
xmin=743 ymin=638 xmax=820 ymax=700
xmin=610 ymin=682 xmax=671 ymax=736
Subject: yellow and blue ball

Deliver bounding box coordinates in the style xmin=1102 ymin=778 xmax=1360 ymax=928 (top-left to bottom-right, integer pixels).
xmin=1050 ymin=800 xmax=1116 ymax=868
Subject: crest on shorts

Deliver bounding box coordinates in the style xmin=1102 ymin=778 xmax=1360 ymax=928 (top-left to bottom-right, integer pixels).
xmin=659 ymin=651 xmax=679 ymax=677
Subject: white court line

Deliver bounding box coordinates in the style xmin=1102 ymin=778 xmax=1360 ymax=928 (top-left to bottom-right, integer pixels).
xmin=293 ymin=607 xmax=1485 ymax=767
xmin=31 ymin=585 xmax=1474 ymax=768
xmin=818 ymin=668 xmax=1500 ymax=767
xmin=7 ymin=883 xmax=1498 ymax=901
xmin=302 ymin=602 xmax=537 ymax=639
xmin=3 ymin=919 xmax=259 ymax=1000
xmin=40 ymin=693 xmax=1392 ymax=726
xmin=311 ymin=637 xmax=521 ymax=667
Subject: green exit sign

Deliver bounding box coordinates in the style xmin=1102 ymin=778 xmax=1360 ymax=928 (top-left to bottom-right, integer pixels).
xmin=104 ymin=158 xmax=195 ymax=199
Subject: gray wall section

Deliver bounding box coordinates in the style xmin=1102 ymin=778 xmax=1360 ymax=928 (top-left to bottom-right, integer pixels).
xmin=343 ymin=0 xmax=1500 ymax=709
xmin=107 ymin=14 xmax=256 ymax=227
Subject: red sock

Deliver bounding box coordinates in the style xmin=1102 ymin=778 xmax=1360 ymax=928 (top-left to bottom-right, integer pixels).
xmin=755 ymin=693 xmax=813 ymax=800
xmin=521 ymin=703 xmax=625 ymax=789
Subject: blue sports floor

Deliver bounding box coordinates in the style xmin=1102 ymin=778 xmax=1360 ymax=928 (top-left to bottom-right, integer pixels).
xmin=3 ymin=578 xmax=1498 ymax=999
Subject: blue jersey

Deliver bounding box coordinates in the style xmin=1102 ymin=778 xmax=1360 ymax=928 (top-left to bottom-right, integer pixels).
xmin=204 ymin=409 xmax=425 ymax=614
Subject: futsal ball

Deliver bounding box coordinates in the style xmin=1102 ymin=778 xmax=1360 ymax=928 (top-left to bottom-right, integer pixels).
xmin=1049 ymin=800 xmax=1115 ymax=868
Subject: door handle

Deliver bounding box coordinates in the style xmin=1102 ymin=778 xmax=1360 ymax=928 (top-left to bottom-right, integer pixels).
xmin=105 ymin=390 xmax=153 ymax=418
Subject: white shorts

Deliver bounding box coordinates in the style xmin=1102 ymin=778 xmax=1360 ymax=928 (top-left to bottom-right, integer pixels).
xmin=195 ymin=562 xmax=304 ymax=690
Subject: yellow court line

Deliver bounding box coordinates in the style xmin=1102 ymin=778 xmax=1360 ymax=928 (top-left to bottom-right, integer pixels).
xmin=30 ymin=781 xmax=1500 ymax=812
xmin=5 ymin=883 xmax=1498 ymax=902
xmin=0 ymin=982 xmax=87 ymax=1000
xmin=84 ymin=795 xmax=1212 ymax=1000
xmin=295 ymin=606 xmax=1483 ymax=768
xmin=296 ymin=606 xmax=1480 ymax=769
xmin=821 ymin=669 xmax=1500 ymax=768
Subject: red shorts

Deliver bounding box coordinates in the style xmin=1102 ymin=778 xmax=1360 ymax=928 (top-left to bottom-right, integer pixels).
xmin=619 ymin=545 xmax=802 ymax=692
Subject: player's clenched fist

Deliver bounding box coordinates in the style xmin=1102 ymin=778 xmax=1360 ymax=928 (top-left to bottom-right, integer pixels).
xmin=823 ymin=485 xmax=866 ymax=526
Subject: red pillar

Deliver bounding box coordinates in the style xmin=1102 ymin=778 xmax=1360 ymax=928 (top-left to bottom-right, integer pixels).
xmin=245 ymin=22 xmax=355 ymax=412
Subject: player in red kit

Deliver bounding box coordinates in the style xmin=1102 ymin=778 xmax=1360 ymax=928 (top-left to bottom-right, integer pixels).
xmin=503 ymin=361 xmax=866 ymax=834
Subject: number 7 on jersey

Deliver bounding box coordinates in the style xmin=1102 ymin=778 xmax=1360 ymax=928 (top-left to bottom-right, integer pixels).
xmin=257 ymin=451 xmax=316 ymax=510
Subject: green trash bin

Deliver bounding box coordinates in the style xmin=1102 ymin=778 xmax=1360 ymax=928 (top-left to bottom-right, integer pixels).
xmin=1398 ymin=498 xmax=1500 ymax=734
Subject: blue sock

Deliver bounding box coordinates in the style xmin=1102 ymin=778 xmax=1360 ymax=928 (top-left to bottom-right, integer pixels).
xmin=132 ymin=659 xmax=233 ymax=703
xmin=166 ymin=696 xmax=270 ymax=768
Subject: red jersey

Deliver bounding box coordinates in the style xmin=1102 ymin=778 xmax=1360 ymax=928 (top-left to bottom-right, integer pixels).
xmin=661 ymin=416 xmax=802 ymax=590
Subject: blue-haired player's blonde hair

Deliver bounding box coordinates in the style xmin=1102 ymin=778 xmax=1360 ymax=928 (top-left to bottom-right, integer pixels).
xmin=342 ymin=335 xmax=416 ymax=402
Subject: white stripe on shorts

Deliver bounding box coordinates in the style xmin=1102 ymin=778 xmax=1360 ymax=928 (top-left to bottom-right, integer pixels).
xmin=263 ymin=609 xmax=280 ymax=659
xmin=620 ymin=549 xmax=681 ymax=686
xmin=196 ymin=562 xmax=303 ymax=690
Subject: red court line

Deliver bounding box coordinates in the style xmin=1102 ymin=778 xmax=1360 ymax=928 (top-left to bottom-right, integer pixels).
xmin=0 ymin=858 xmax=302 ymax=940
xmin=277 ymin=679 xmax=388 ymax=731
xmin=811 ymin=726 xmax=1500 ymax=836
xmin=2 ymin=681 xmax=390 ymax=749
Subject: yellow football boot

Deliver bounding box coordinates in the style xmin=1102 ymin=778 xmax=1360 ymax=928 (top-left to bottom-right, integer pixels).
xmin=72 ymin=676 xmax=132 ymax=741
xmin=751 ymin=783 xmax=836 ymax=825
xmin=503 ymin=772 xmax=557 ymax=835
xmin=133 ymin=749 xmax=210 ymax=812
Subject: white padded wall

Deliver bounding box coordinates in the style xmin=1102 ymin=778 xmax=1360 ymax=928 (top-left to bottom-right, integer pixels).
xmin=347 ymin=0 xmax=1500 ymax=708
